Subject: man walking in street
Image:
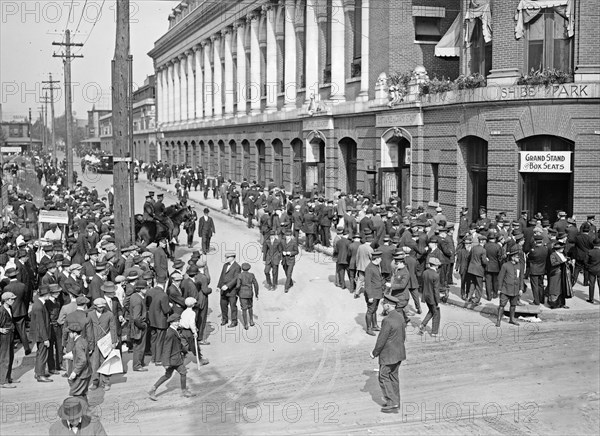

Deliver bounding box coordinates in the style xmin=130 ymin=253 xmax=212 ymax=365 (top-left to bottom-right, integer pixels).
xmin=0 ymin=292 xmax=17 ymax=388
xmin=281 ymin=230 xmax=299 ymax=293
xmin=370 ymin=294 xmax=406 ymax=414
xmin=419 ymin=257 xmax=442 ymax=337
xmin=218 ymin=253 xmax=241 ymax=327
xmin=198 ymin=208 xmax=216 ymax=255
xmin=496 ymin=248 xmax=523 ymax=327
xmin=364 ymin=250 xmax=385 ymax=336
xmin=466 ymin=235 xmax=488 ymax=309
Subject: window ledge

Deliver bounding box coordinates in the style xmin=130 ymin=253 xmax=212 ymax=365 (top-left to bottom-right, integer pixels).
xmin=428 ymin=201 xmax=439 ymax=207
xmin=319 ymin=83 xmax=333 ymax=89
xmin=414 ymin=40 xmax=439 ymax=45
xmin=346 ymin=77 xmax=361 ymax=84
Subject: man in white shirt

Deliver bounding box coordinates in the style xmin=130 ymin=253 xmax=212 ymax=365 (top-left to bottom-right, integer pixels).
xmin=44 ymin=223 xmax=63 ymax=241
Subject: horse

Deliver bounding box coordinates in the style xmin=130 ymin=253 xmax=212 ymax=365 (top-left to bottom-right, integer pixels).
xmin=135 ymin=204 xmax=192 ymax=256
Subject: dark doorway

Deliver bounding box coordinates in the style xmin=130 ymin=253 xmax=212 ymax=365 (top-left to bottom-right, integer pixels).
xmin=230 ymin=141 xmax=237 ymax=180
xmin=519 ymin=135 xmax=573 ymax=221
xmin=380 ymin=137 xmax=410 ymax=209
xmin=272 ymin=140 xmax=284 ymax=186
xmin=242 ymin=140 xmax=251 ymax=179
xmin=463 ymin=136 xmax=488 ymax=221
xmin=339 ymin=138 xmax=358 ymax=194
xmin=256 ymin=140 xmax=266 ymax=185
xmin=291 ymin=139 xmax=305 ymax=194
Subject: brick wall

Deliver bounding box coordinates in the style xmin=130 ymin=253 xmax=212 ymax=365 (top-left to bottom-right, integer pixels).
xmin=577 ymin=0 xmax=600 ymax=67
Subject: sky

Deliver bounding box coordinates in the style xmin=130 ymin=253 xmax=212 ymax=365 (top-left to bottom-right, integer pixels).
xmin=0 ymin=0 xmax=179 ymax=122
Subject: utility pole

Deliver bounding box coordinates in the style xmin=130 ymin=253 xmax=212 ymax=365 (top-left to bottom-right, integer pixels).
xmin=40 ymin=93 xmax=51 ymax=154
xmin=112 ymin=0 xmax=133 ymax=246
xmin=53 ymin=29 xmax=83 ymax=188
xmin=28 ymin=108 xmax=32 ymax=154
xmin=38 ymin=105 xmax=45 ymax=152
xmin=42 ymin=74 xmax=60 ymax=163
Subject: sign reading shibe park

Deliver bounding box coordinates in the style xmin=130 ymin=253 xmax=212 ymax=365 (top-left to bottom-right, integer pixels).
xmin=519 ymin=151 xmax=572 ymax=173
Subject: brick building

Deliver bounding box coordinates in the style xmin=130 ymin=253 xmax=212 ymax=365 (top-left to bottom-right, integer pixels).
xmin=149 ymin=0 xmax=599 ymax=223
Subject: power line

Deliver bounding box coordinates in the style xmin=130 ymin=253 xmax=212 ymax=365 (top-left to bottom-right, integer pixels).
xmin=74 ymin=0 xmax=89 ymax=37
xmin=78 ymin=0 xmax=107 ymax=48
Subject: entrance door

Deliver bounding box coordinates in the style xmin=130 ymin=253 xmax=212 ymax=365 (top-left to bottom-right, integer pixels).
xmin=464 ymin=137 xmax=488 ymax=221
xmin=242 ymin=141 xmax=250 ymax=179
xmin=380 ymin=168 xmax=400 ymax=203
xmin=340 ymin=138 xmax=357 ymax=194
xmin=519 ymin=135 xmax=573 ymax=220
xmin=256 ymin=141 xmax=266 ymax=185
xmin=273 ymin=140 xmax=284 ymax=186
xmin=292 ymin=139 xmax=305 ymax=194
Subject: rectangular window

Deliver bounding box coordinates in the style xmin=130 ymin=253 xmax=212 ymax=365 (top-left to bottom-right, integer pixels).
xmin=526 ymin=9 xmax=573 ymax=73
xmin=353 ymin=0 xmax=362 ymax=60
xmin=470 ymin=20 xmax=492 ymax=76
xmin=414 ymin=17 xmax=442 ymax=42
xmin=432 ymin=163 xmax=439 ymax=203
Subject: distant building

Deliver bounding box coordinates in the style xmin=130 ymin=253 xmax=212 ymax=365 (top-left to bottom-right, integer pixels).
xmin=147 ymin=0 xmax=600 ymax=221
xmin=95 ymin=75 xmax=157 ymax=162
xmin=1 ymin=120 xmax=42 ymax=154
xmin=84 ymin=106 xmax=112 ymax=151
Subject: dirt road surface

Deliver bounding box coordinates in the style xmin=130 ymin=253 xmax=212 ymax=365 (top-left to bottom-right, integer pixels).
xmin=2 ymin=171 xmax=598 ymax=435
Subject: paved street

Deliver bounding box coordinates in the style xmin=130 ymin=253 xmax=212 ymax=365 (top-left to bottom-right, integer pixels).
xmin=1 ymin=168 xmax=598 ymax=435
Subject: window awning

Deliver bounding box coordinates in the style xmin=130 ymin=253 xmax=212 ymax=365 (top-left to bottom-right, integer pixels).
xmin=514 ymin=0 xmax=574 ymax=39
xmin=465 ymin=0 xmax=492 ymax=44
xmin=435 ymin=13 xmax=462 ymax=57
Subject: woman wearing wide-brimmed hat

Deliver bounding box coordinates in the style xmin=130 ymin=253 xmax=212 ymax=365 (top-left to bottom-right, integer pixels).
xmin=548 ymin=241 xmax=573 ymax=309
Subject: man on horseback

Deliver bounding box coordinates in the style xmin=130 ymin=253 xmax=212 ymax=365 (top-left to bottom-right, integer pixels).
xmin=155 ymin=193 xmax=175 ymax=244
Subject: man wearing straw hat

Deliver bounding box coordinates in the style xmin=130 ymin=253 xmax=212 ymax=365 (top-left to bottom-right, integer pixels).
xmin=89 ymin=296 xmax=117 ymax=391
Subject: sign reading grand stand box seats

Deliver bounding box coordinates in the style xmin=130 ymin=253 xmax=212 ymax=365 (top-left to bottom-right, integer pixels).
xmin=519 ymin=151 xmax=572 ymax=173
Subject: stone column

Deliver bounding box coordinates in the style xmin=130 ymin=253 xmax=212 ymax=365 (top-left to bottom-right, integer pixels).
xmin=167 ymin=62 xmax=174 ymax=123
xmin=283 ymin=0 xmax=297 ymax=108
xmin=235 ymin=21 xmax=247 ymax=115
xmin=330 ymin=0 xmax=345 ymax=100
xmin=249 ymin=13 xmax=261 ymax=114
xmin=305 ymin=0 xmax=319 ymax=101
xmin=179 ymin=54 xmax=188 ymax=122
xmin=173 ymin=57 xmax=181 ymax=122
xmin=194 ymin=45 xmax=203 ymax=119
xmin=156 ymin=68 xmax=163 ymax=125
xmin=212 ymin=34 xmax=223 ymax=119
xmin=357 ymin=0 xmax=369 ymax=101
xmin=202 ymin=39 xmax=213 ymax=118
xmin=264 ymin=4 xmax=278 ymax=111
xmin=223 ymin=28 xmax=235 ymax=117
xmin=186 ymin=50 xmax=195 ymax=121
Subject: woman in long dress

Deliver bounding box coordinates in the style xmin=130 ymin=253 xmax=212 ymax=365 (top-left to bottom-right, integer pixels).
xmin=548 ymin=241 xmax=573 ymax=309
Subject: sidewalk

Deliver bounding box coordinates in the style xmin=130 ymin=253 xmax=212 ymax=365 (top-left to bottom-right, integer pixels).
xmin=146 ymin=175 xmax=599 ymax=322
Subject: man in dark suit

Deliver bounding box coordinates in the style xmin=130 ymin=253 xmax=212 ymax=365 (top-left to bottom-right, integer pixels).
xmin=333 ymin=231 xmax=351 ymax=289
xmin=573 ymin=224 xmax=594 ymax=287
xmin=0 ymin=291 xmax=17 ymax=388
xmin=2 ymin=269 xmax=30 ymax=355
xmin=147 ymin=282 xmax=171 ymax=365
xmin=30 ymin=285 xmax=52 ymax=382
xmin=154 ymin=239 xmax=169 ymax=286
xmin=197 ymin=208 xmax=216 ymax=254
xmin=484 ymin=234 xmax=502 ymax=300
xmin=281 ymin=231 xmax=299 ymax=293
xmin=194 ymin=260 xmax=212 ymax=344
xmin=419 ymin=257 xmax=441 ymax=336
xmin=129 ymin=280 xmax=148 ymax=371
xmin=263 ymin=231 xmax=283 ymax=291
xmin=379 ymin=236 xmax=396 ymax=283
xmin=218 ymin=253 xmax=241 ymax=327
xmin=496 ymin=249 xmax=523 ymax=327
xmin=527 ymin=235 xmax=549 ymax=305
xmin=586 ymin=238 xmax=600 ymax=304
xmin=466 ymin=235 xmax=488 ymax=309
xmin=148 ymin=314 xmax=195 ymax=400
xmin=88 ymin=261 xmax=108 ymax=302
xmin=15 ymin=250 xmax=35 ymax=304
xmin=364 ymin=250 xmax=385 ymax=336
xmin=67 ymin=323 xmax=92 ymax=400
xmin=370 ymin=294 xmax=406 ymax=414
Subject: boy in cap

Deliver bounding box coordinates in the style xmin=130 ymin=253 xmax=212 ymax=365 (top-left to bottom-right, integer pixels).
xmin=419 ymin=257 xmax=441 ymax=337
xmin=148 ymin=314 xmax=195 ymax=400
xmin=67 ymin=322 xmax=92 ymax=401
xmin=179 ymin=297 xmax=208 ymax=366
xmin=89 ymin=297 xmax=117 ymax=391
xmin=237 ymin=263 xmax=259 ymax=330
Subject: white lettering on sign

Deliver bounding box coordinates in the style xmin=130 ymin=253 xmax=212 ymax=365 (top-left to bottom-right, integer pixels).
xmin=519 ymin=151 xmax=572 ymax=173
xmin=38 ymin=210 xmax=69 ymax=224
xmin=500 ymin=84 xmax=589 ymax=100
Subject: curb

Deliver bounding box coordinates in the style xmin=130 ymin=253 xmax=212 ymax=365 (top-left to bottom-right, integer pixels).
xmin=146 ymin=181 xmax=335 ymax=259
xmin=147 ymin=180 xmax=599 ymax=322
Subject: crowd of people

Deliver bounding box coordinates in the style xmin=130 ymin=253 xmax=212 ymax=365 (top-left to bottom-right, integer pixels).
xmin=1 ymin=153 xmax=599 ymax=422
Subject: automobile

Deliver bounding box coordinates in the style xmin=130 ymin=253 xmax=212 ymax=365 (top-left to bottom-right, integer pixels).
xmin=88 ymin=155 xmax=114 ymax=174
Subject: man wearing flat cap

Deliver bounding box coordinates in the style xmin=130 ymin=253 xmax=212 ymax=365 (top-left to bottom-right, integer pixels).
xmin=466 ymin=235 xmax=488 ymax=309
xmin=2 ymin=268 xmax=31 ymax=356
xmin=130 ymin=280 xmax=148 ymax=371
xmin=370 ymin=294 xmax=406 ymax=414
xmin=496 ymin=248 xmax=523 ymax=327
xmin=48 ymin=396 xmax=106 ymax=435
xmin=419 ymin=257 xmax=442 ymax=337
xmin=148 ymin=313 xmax=195 ymax=400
